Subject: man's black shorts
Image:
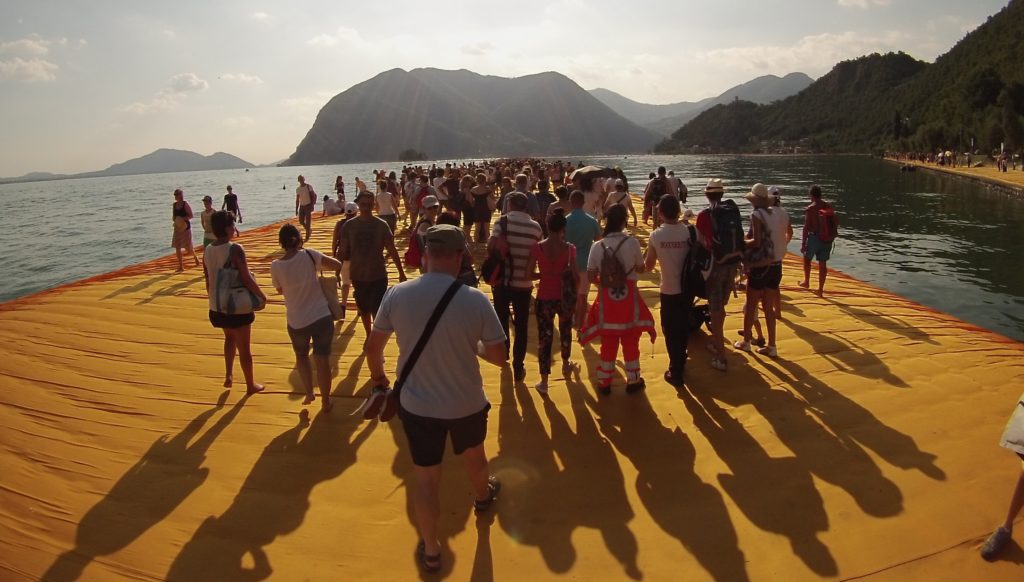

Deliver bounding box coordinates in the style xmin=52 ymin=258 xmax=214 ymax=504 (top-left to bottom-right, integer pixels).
xmin=748 ymin=262 xmax=783 ymax=291
xmin=353 ymin=277 xmax=388 ymax=315
xmin=399 ymin=404 xmax=490 ymax=467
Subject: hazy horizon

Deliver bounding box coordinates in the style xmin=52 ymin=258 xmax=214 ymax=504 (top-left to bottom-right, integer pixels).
xmin=0 ymin=0 xmax=1010 ymax=176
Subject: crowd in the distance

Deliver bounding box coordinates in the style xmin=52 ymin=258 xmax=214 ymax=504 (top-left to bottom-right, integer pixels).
xmin=173 ymin=158 xmax=839 ymax=572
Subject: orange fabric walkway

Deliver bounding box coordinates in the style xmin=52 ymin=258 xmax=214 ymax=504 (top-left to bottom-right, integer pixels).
xmin=1 ymin=211 xmax=1023 ymax=581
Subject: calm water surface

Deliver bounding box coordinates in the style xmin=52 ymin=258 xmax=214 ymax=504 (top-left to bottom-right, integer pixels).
xmin=1 ymin=155 xmax=1022 ymax=341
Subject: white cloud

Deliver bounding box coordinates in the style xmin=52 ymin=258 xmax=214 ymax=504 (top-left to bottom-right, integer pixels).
xmin=221 ymin=116 xmax=255 ymax=128
xmin=838 ymin=0 xmax=891 ymax=8
xmin=167 ymin=72 xmax=209 ymax=93
xmin=0 ymin=57 xmax=58 ymax=82
xmin=251 ymin=12 xmax=270 ymax=20
xmin=460 ymin=41 xmax=494 ymax=56
xmin=697 ymin=30 xmax=913 ymax=77
xmin=306 ymin=27 xmax=363 ymax=48
xmin=122 ymin=72 xmax=208 ymax=114
xmin=0 ymin=38 xmax=51 ymax=56
xmin=221 ymin=72 xmax=263 ymax=84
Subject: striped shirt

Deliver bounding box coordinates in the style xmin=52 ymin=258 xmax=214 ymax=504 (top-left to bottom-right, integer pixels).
xmin=491 ymin=211 xmax=543 ymax=289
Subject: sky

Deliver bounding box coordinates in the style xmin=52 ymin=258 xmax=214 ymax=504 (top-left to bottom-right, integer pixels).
xmin=0 ymin=0 xmax=1011 ymax=176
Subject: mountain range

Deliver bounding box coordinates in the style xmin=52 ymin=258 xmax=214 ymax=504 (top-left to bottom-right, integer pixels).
xmin=658 ymin=0 xmax=1024 ymax=154
xmin=1 ymin=149 xmax=255 ymax=184
xmin=589 ymin=72 xmax=814 ymax=136
xmin=284 ymin=68 xmax=663 ymax=165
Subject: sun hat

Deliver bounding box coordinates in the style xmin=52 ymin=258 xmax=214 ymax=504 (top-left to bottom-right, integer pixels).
xmin=705 ymin=179 xmax=724 ymax=195
xmin=344 ymin=202 xmax=358 ymax=214
xmin=424 ymin=224 xmax=466 ymax=252
xmin=745 ymin=183 xmax=771 ymax=204
xmin=422 ymin=195 xmax=440 ymax=209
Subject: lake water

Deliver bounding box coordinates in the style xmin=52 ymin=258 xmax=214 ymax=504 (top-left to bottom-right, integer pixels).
xmin=1 ymin=155 xmax=1022 ymax=341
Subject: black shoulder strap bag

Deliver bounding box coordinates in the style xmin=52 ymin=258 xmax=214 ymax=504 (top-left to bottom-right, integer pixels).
xmin=361 ymin=280 xmax=464 ymax=421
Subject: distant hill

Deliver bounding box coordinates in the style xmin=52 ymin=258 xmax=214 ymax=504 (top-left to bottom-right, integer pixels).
xmin=590 ymin=73 xmax=814 ymax=136
xmin=658 ymin=0 xmax=1024 ymax=154
xmin=88 ymin=149 xmax=254 ymax=177
xmin=284 ymin=68 xmax=662 ymax=165
xmin=1 ymin=149 xmax=255 ymax=184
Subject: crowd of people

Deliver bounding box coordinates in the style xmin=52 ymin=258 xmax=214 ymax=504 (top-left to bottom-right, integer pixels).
xmin=180 ymin=158 xmax=841 ymax=572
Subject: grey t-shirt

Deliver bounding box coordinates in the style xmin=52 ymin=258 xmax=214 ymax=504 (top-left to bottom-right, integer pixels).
xmin=373 ymin=273 xmax=507 ymax=419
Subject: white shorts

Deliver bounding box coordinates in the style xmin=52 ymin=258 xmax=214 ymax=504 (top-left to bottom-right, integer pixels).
xmin=340 ymin=261 xmax=351 ymax=286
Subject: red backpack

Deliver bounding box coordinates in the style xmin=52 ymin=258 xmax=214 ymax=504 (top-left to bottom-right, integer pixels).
xmin=403 ymin=220 xmax=429 ymax=268
xmin=818 ymin=205 xmax=839 ymax=243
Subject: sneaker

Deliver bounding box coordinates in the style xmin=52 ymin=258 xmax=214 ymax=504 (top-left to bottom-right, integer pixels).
xmin=981 ymin=527 xmax=1012 ymax=561
xmin=710 ymin=357 xmax=727 ymax=372
xmin=663 ymin=369 xmax=684 ymax=388
xmin=757 ymin=345 xmax=779 ymax=358
xmin=625 ymin=378 xmax=646 ymax=394
xmin=534 ymin=380 xmax=549 ymax=394
xmin=733 ymin=340 xmax=751 ymax=352
xmin=596 ymin=382 xmax=611 ymax=396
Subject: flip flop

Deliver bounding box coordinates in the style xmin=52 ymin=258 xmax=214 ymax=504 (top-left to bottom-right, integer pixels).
xmin=416 ymin=540 xmax=441 ymax=573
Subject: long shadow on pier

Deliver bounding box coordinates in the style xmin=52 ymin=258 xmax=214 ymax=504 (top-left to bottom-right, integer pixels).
xmin=42 ymin=391 xmax=245 ymax=582
xmin=165 ymin=359 xmax=375 ymax=581
xmin=588 ymin=390 xmax=750 ymax=581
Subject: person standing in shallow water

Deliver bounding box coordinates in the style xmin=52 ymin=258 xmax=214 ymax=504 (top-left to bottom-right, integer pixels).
xmin=172 ymin=189 xmax=200 ymax=271
xmin=222 ymin=185 xmax=242 ymax=223
xmin=202 ymin=210 xmax=266 ymax=394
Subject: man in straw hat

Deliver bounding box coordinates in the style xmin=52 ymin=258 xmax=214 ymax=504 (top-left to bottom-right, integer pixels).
xmin=695 ymin=178 xmax=743 ymax=371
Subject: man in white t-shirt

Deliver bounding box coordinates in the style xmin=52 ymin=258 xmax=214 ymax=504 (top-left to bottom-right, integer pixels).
xmin=295 ymin=175 xmax=316 ymax=242
xmin=643 ymin=195 xmax=691 ymax=387
xmin=322 ymin=195 xmax=342 ymax=216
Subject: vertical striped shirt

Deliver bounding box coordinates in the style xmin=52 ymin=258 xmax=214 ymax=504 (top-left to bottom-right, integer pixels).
xmin=492 ymin=211 xmax=543 ymax=289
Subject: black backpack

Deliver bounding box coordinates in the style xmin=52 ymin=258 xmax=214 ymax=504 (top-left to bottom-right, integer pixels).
xmin=646 ymin=176 xmax=668 ymax=205
xmin=679 ymin=225 xmax=709 ymax=300
xmin=710 ymin=199 xmax=744 ymax=264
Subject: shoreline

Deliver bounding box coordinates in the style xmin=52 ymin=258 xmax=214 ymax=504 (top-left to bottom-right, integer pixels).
xmin=883 ymin=158 xmax=1024 ymax=197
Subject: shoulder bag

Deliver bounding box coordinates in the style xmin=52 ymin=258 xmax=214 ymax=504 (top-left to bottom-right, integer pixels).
xmin=214 ymin=243 xmax=265 ymax=314
xmin=306 ymin=250 xmax=343 ymax=320
xmin=359 ymin=280 xmax=464 ymax=421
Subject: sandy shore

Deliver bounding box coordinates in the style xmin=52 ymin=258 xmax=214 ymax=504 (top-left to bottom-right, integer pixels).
xmin=1 ymin=211 xmax=1023 ymax=581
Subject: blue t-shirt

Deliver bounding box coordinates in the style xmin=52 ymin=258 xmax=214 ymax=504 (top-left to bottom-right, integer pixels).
xmin=565 ymin=209 xmax=601 ymax=271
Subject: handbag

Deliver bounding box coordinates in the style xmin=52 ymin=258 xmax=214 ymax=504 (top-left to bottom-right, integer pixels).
xmin=1000 ymin=398 xmax=1024 ymax=456
xmin=743 ymin=208 xmax=775 ymax=267
xmin=306 ymin=250 xmax=343 ymax=320
xmin=480 ymin=216 xmax=509 ymax=287
xmin=358 ymin=280 xmax=464 ymax=421
xmin=214 ymin=243 xmax=264 ymax=315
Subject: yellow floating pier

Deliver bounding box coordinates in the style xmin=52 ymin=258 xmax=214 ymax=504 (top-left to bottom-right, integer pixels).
xmin=2 ymin=212 xmax=1023 ymax=581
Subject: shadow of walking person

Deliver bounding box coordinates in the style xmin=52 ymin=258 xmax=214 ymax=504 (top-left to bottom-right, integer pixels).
xmin=586 ymin=391 xmax=750 ymax=582
xmin=165 ymin=406 xmax=375 ymax=581
xmin=678 ymin=387 xmax=838 ymax=576
xmin=762 ymin=357 xmax=946 ymax=481
xmin=490 ymin=364 xmax=642 ymax=578
xmin=42 ymin=391 xmax=244 ymax=582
